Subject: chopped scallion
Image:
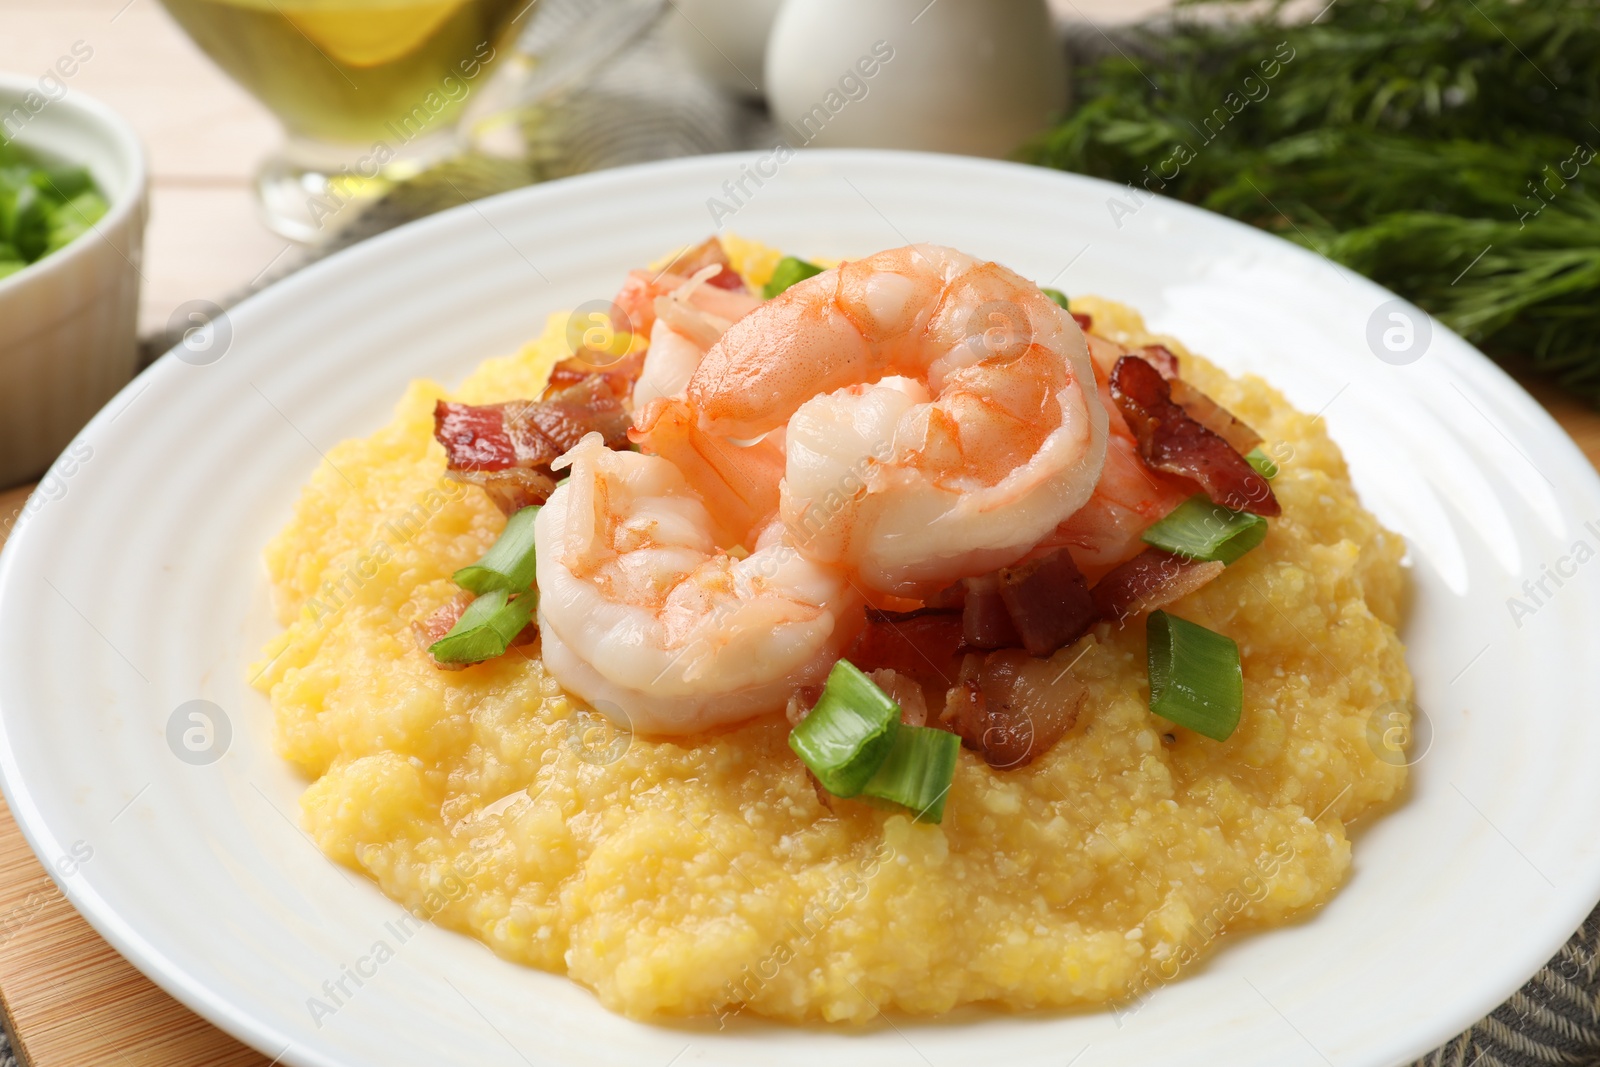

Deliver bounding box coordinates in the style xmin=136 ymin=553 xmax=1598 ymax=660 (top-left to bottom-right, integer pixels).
xmin=1142 ymin=494 xmax=1267 ymax=565
xmin=1146 ymin=611 xmax=1242 ymax=742
xmin=429 ymin=589 xmax=536 ymax=665
xmin=762 ymin=256 xmax=825 ymax=299
xmin=1246 ymin=447 xmax=1279 ymax=479
xmin=43 ymin=190 xmax=107 ymax=255
xmin=861 ymin=724 xmax=961 ymax=823
xmin=1041 ymin=287 xmax=1071 ymax=310
xmin=0 ymin=148 xmax=107 ymax=266
xmin=453 ymin=505 xmax=540 ymax=595
xmin=787 ymin=659 xmax=899 ymax=797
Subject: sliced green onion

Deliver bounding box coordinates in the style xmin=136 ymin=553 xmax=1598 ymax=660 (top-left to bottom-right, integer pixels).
xmin=2 ymin=182 xmax=50 ymax=262
xmin=1041 ymin=286 xmax=1071 ymax=310
xmin=861 ymin=725 xmax=961 ymax=823
xmin=429 ymin=589 xmax=536 ymax=665
xmin=1146 ymin=611 xmax=1242 ymax=741
xmin=1142 ymin=494 xmax=1268 ymax=565
xmin=32 ymin=164 xmax=95 ymax=202
xmin=453 ymin=505 xmax=540 ymax=595
xmin=0 ymin=146 xmax=108 ymax=269
xmin=1245 ymin=447 xmax=1278 ymax=479
xmin=763 ymin=256 xmax=825 ymax=299
xmin=43 ymin=190 xmax=107 ymax=254
xmin=788 ymin=659 xmax=899 ymax=797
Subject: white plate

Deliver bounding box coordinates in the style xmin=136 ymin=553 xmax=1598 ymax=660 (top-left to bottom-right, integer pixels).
xmin=2 ymin=151 xmax=1598 ymax=1067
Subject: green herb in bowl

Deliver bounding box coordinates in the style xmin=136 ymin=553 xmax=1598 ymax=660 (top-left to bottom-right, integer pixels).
xmin=0 ymin=141 xmax=109 ymax=280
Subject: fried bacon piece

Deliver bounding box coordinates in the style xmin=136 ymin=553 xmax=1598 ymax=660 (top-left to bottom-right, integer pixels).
xmin=669 ymin=236 xmax=748 ymax=291
xmin=846 ymin=608 xmax=965 ymax=690
xmin=1167 ymin=377 xmax=1262 ymax=454
xmin=869 ymin=668 xmax=930 ymax=727
xmin=996 ymin=548 xmax=1097 ymax=658
xmin=959 ymin=549 xmax=1096 ymax=657
xmin=1090 ymin=548 xmax=1226 ymax=627
xmin=1110 ymin=355 xmax=1279 ymax=516
xmin=1137 ymin=343 xmax=1180 ymax=379
xmin=539 ymin=351 xmax=644 ymax=400
xmin=960 ymin=573 xmax=1020 ymax=650
xmin=1096 ymin=342 xmax=1262 ymax=453
xmin=923 ymin=583 xmax=967 ymax=611
xmin=941 ymin=648 xmax=1088 ymax=769
xmin=434 ymin=375 xmax=632 ymax=515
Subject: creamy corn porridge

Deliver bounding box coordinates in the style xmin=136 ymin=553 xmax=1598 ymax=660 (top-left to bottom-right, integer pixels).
xmin=253 ymin=240 xmax=1411 ymax=1023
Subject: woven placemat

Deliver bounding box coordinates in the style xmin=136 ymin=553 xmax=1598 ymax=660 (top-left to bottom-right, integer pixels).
xmin=121 ymin=14 xmax=1600 ymax=1067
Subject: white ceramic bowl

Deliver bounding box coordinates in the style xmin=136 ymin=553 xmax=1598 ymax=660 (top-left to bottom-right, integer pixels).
xmin=0 ymin=74 xmax=147 ymax=488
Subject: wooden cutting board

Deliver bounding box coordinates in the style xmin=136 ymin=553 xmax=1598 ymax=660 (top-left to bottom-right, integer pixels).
xmin=0 ymin=382 xmax=1597 ymax=1066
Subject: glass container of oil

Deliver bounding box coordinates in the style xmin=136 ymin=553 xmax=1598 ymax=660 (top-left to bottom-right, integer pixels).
xmin=160 ymin=0 xmax=548 ymax=241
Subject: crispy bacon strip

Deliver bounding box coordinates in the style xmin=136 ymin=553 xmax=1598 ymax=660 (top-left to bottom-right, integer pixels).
xmin=1090 ymin=548 xmax=1226 ymax=626
xmin=1110 ymin=355 xmax=1280 ymax=516
xmin=846 ymin=608 xmax=965 ymax=690
xmin=869 ymin=668 xmax=930 ymax=727
xmin=996 ymin=548 xmax=1097 ymax=658
xmin=941 ymin=649 xmax=1087 ymax=769
xmin=958 ymin=549 xmax=1095 ymax=658
xmin=1097 ymin=343 xmax=1262 ymax=453
xmin=670 ymin=236 xmax=747 ymax=291
xmin=1168 ymin=377 xmax=1262 ymax=454
xmin=1137 ymin=343 xmax=1180 ymax=379
xmin=540 ymin=351 xmax=644 ymax=401
xmin=434 ymin=375 xmax=632 ymax=515
xmin=960 ymin=574 xmax=1020 ymax=650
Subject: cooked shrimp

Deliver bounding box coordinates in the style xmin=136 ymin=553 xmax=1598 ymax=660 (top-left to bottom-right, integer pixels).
xmin=612 ymin=263 xmax=761 ymax=357
xmin=1047 ymin=431 xmax=1192 ymax=580
xmin=629 ymin=266 xmax=781 ymax=546
xmin=632 ymin=265 xmax=761 ymax=409
xmin=533 ymin=433 xmax=860 ymax=734
xmin=629 ymin=396 xmax=785 ymax=546
xmin=680 ymin=244 xmax=1108 ymax=597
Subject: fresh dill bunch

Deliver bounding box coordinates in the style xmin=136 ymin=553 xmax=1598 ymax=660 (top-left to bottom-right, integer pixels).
xmin=1023 ymin=0 xmax=1600 ymax=401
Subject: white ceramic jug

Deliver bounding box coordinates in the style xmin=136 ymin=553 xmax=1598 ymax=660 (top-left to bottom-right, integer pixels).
xmin=764 ymin=0 xmax=1066 ymax=157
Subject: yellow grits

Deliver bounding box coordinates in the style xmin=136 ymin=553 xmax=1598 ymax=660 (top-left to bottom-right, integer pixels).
xmin=252 ymin=238 xmax=1412 ymax=1024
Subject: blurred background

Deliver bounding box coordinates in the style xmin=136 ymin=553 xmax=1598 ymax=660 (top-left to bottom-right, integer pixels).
xmin=0 ymin=0 xmax=1595 ymax=483
xmin=0 ymin=0 xmax=1156 ymax=340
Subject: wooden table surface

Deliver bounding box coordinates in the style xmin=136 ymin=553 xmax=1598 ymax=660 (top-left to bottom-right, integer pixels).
xmin=3 ymin=2 xmax=1600 ymax=1065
